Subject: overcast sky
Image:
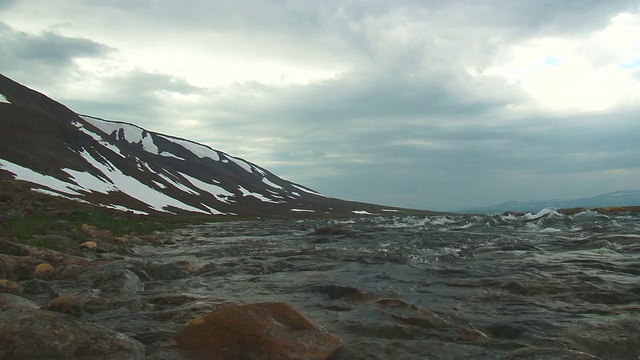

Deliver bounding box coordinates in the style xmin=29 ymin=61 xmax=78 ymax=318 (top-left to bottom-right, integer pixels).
xmin=1 ymin=0 xmax=639 ymax=211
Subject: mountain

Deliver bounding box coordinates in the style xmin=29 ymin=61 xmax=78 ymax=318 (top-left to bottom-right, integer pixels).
xmin=0 ymin=73 xmax=423 ymax=218
xmin=463 ymin=189 xmax=640 ymax=214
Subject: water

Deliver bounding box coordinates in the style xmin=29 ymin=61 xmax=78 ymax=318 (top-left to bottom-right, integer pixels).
xmin=93 ymin=210 xmax=640 ymax=359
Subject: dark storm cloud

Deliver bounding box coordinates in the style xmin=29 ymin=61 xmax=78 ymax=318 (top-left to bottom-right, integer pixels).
xmin=0 ymin=22 xmax=111 ymax=66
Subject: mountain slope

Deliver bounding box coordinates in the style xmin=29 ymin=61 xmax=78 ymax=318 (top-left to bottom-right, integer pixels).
xmin=0 ymin=73 xmax=421 ymax=217
xmin=464 ymin=189 xmax=640 ymax=214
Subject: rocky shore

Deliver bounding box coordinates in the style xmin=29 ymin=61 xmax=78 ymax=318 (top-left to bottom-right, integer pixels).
xmin=0 ymin=222 xmax=346 ymax=359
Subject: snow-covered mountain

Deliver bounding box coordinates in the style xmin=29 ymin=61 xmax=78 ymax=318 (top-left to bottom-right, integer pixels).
xmin=464 ymin=189 xmax=640 ymax=214
xmin=0 ymin=73 xmax=414 ymax=217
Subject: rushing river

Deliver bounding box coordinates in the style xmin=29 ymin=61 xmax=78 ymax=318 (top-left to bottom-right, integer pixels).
xmin=80 ymin=209 xmax=640 ymax=359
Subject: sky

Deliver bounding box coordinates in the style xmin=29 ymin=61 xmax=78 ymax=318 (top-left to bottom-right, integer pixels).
xmin=1 ymin=0 xmax=639 ymax=211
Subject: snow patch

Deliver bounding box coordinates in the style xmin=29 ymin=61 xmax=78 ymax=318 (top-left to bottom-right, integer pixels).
xmin=158 ymin=173 xmax=199 ymax=195
xmin=228 ymin=156 xmax=254 ymax=173
xmin=0 ymin=159 xmax=82 ymax=195
xmin=76 ymin=150 xmax=209 ymax=214
xmin=141 ymin=133 xmax=159 ymax=154
xmin=291 ymin=184 xmax=327 ymax=197
xmin=291 ymin=209 xmax=315 ymax=212
xmin=158 ymin=151 xmax=186 ymax=160
xmin=178 ymin=172 xmax=235 ymax=204
xmin=82 ymin=116 xmax=159 ymax=155
xmin=238 ymin=185 xmax=281 ymax=203
xmin=0 ymin=94 xmax=10 ymax=104
xmin=261 ymin=177 xmax=284 ymax=190
xmin=352 ymin=210 xmax=378 ymax=215
xmin=157 ymin=135 xmax=220 ymax=161
xmin=73 ymin=121 xmax=125 ymax=158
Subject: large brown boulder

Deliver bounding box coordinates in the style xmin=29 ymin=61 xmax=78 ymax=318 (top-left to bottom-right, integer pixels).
xmin=176 ymin=302 xmax=342 ymax=360
xmin=0 ymin=253 xmax=44 ymax=280
xmin=0 ymin=293 xmax=144 ymax=359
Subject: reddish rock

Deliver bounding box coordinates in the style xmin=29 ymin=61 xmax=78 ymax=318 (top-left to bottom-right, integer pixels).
xmin=34 ymin=263 xmax=55 ymax=279
xmin=176 ymin=302 xmax=342 ymax=360
xmin=0 ymin=279 xmax=23 ymax=294
xmin=42 ymin=294 xmax=84 ymax=317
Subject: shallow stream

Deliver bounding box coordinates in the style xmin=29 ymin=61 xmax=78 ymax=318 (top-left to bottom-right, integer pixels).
xmin=55 ymin=210 xmax=640 ymax=359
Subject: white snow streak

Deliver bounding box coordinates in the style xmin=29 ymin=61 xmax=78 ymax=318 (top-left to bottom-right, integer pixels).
xmin=75 ymin=150 xmax=209 ymax=214
xmin=157 ymin=135 xmax=220 ymax=161
xmin=178 ymin=172 xmax=235 ymax=204
xmin=0 ymin=159 xmax=81 ymax=195
xmin=0 ymin=94 xmax=11 ymax=104
xmin=352 ymin=210 xmax=377 ymax=215
xmin=238 ymin=185 xmax=280 ymax=203
xmin=73 ymin=121 xmax=125 ymax=158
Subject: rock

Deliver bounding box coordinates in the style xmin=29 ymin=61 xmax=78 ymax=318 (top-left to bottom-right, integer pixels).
xmin=80 ymin=241 xmax=98 ymax=252
xmin=176 ymin=302 xmax=342 ymax=359
xmin=34 ymin=263 xmax=55 ymax=279
xmin=0 ymin=279 xmax=23 ymax=294
xmin=91 ymin=269 xmax=144 ymax=294
xmin=0 ymin=292 xmax=39 ymax=309
xmin=42 ymin=294 xmax=84 ymax=317
xmin=376 ymin=298 xmax=488 ymax=341
xmin=149 ymin=262 xmax=189 ymax=280
xmin=503 ymin=347 xmax=603 ymax=359
xmin=20 ymin=278 xmax=60 ymax=298
xmin=80 ymin=223 xmax=114 ymax=241
xmin=0 ymin=302 xmax=145 ymax=359
xmin=319 ymin=284 xmax=376 ymax=301
xmin=0 ymin=253 xmax=44 ymax=280
xmin=313 ymin=225 xmax=356 ymax=235
xmin=0 ymin=239 xmax=88 ymax=267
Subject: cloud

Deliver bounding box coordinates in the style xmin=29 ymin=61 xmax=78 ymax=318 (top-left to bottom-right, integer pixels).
xmin=1 ymin=1 xmax=639 ymax=210
xmin=0 ymin=22 xmax=110 ymax=65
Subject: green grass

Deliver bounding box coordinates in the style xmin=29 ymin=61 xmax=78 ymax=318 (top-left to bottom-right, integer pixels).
xmin=0 ymin=210 xmax=233 ymax=249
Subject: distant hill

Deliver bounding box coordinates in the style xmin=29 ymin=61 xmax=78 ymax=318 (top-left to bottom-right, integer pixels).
xmin=463 ymin=189 xmax=640 ymax=214
xmin=0 ymin=73 xmax=433 ymax=218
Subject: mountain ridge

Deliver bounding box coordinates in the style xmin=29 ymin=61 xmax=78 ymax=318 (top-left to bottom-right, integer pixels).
xmin=0 ymin=73 xmax=434 ymax=218
xmin=463 ymin=189 xmax=640 ymax=214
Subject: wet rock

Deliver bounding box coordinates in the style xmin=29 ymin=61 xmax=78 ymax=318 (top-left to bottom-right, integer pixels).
xmin=483 ymin=322 xmax=529 ymax=339
xmin=34 ymin=262 xmax=55 ymax=279
xmin=55 ymin=264 xmax=86 ymax=279
xmin=0 ymin=253 xmax=44 ymax=280
xmin=0 ymin=300 xmax=145 ymax=359
xmin=83 ymin=297 xmax=149 ymax=314
xmin=20 ymin=278 xmax=59 ymax=298
xmin=503 ymin=347 xmax=603 ymax=359
xmin=0 ymin=292 xmax=39 ymax=309
xmin=148 ymin=262 xmax=189 ymax=280
xmin=313 ymin=224 xmax=356 ymax=235
xmin=0 ymin=279 xmax=23 ymax=294
xmin=566 ymin=318 xmax=640 ymax=360
xmin=42 ymin=294 xmax=84 ymax=317
xmin=0 ymin=239 xmax=88 ymax=267
xmin=176 ymin=301 xmax=342 ymax=359
xmin=90 ymin=269 xmax=144 ymax=294
xmin=375 ymin=298 xmax=488 ymax=342
xmin=319 ymin=284 xmax=376 ymax=301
